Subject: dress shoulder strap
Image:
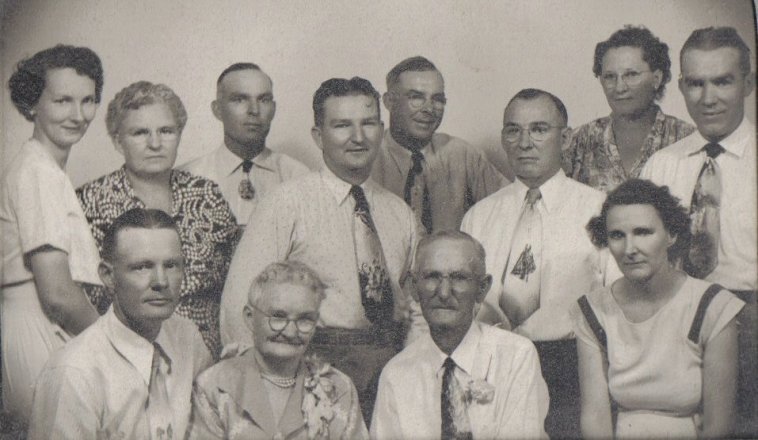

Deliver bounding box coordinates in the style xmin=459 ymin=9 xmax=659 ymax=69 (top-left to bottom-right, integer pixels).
xmin=578 ymin=295 xmax=608 ymax=353
xmin=687 ymin=283 xmax=724 ymax=343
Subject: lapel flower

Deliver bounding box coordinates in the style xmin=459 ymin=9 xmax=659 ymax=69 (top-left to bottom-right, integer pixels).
xmin=465 ymin=379 xmax=495 ymax=405
xmin=302 ymin=356 xmax=336 ymax=440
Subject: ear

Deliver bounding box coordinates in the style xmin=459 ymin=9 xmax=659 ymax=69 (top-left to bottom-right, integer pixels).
xmin=559 ymin=126 xmax=573 ymax=151
xmin=408 ymin=272 xmax=421 ymax=302
xmin=98 ymin=261 xmax=115 ymax=293
xmin=243 ymin=304 xmax=256 ymax=334
xmin=382 ymin=91 xmax=394 ymax=111
xmin=211 ymin=100 xmax=221 ymax=121
xmin=743 ymin=72 xmax=755 ymax=97
xmin=652 ymin=70 xmax=664 ymax=91
xmin=666 ymin=231 xmax=677 ymax=248
xmin=311 ymin=126 xmax=324 ymax=151
xmin=476 ymin=274 xmax=493 ymax=304
xmin=271 ymin=100 xmax=277 ymax=119
xmin=678 ymin=77 xmax=685 ymax=95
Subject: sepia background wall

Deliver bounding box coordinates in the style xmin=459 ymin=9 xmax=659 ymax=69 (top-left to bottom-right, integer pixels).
xmin=1 ymin=0 xmax=755 ymax=186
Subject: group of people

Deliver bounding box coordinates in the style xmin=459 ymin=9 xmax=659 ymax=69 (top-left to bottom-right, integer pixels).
xmin=0 ymin=22 xmax=755 ymax=439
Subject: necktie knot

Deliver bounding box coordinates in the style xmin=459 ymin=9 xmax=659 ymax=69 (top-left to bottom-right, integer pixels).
xmin=704 ymin=143 xmax=724 ymax=159
xmin=350 ymin=185 xmax=369 ymax=211
xmin=526 ymin=188 xmax=542 ymax=207
xmin=241 ymin=159 xmax=254 ymax=174
xmin=443 ymin=357 xmax=456 ymax=373
xmin=410 ymin=150 xmax=425 ymax=174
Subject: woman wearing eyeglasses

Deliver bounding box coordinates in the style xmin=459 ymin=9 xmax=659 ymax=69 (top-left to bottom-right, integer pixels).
xmin=563 ymin=26 xmax=694 ymax=193
xmin=76 ymin=81 xmax=237 ymax=359
xmin=189 ymin=261 xmax=368 ymax=440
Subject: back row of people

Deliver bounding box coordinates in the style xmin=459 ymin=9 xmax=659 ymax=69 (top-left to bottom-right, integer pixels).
xmin=1 ymin=23 xmax=755 ymax=438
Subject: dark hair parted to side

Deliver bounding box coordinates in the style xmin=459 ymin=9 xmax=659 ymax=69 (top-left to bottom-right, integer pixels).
xmin=505 ymin=88 xmax=568 ymax=125
xmin=8 ymin=44 xmax=104 ymax=121
xmin=105 ymin=81 xmax=188 ymax=140
xmin=312 ymin=77 xmax=381 ymax=127
xmin=216 ymin=62 xmax=262 ymax=85
xmin=101 ymin=208 xmax=179 ymax=262
xmin=587 ymin=179 xmax=691 ymax=262
xmin=681 ymin=26 xmax=752 ymax=76
xmin=386 ymin=56 xmax=438 ymax=89
xmin=593 ymin=26 xmax=672 ymax=100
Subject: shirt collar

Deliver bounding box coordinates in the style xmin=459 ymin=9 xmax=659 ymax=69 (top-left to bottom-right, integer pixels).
xmin=319 ymin=166 xmax=376 ymax=206
xmin=385 ymin=128 xmax=434 ymax=156
xmin=428 ymin=321 xmax=482 ymax=378
xmin=217 ymin=143 xmax=276 ymax=175
xmin=513 ymin=170 xmax=566 ymax=213
xmin=687 ymin=117 xmax=753 ymax=159
xmin=103 ymin=307 xmax=158 ymax=385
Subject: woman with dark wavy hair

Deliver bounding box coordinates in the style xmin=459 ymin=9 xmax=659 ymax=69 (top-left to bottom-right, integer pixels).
xmin=574 ymin=179 xmax=743 ymax=438
xmin=563 ymin=26 xmax=695 ymax=193
xmin=1 ymin=44 xmax=104 ymax=423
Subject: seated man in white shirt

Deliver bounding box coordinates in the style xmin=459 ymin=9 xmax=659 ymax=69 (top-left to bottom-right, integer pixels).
xmin=29 ymin=208 xmax=212 ymax=440
xmin=180 ymin=62 xmax=309 ymax=226
xmin=640 ymin=26 xmax=756 ymax=436
xmin=371 ymin=230 xmax=548 ymax=439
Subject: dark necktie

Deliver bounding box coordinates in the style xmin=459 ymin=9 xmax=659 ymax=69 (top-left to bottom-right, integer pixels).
xmin=441 ymin=357 xmax=472 ymax=440
xmin=350 ymin=185 xmax=394 ymax=325
xmin=403 ymin=150 xmax=433 ymax=233
xmin=684 ymin=143 xmax=724 ymax=278
xmin=147 ymin=342 xmax=174 ymax=440
xmin=238 ymin=159 xmax=255 ymax=200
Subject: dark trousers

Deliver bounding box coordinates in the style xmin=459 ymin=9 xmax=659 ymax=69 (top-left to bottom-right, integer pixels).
xmin=733 ymin=290 xmax=757 ymax=438
xmin=534 ymin=339 xmax=581 ymax=440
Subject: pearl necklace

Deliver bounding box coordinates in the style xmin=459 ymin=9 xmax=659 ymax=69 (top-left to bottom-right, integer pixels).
xmin=261 ymin=372 xmax=296 ymax=388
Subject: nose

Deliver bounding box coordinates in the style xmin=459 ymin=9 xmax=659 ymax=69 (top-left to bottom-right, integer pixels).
xmin=518 ymin=127 xmax=533 ymax=150
xmin=279 ymin=319 xmax=299 ymax=338
xmin=350 ymin=125 xmax=365 ymax=144
xmin=624 ymin=237 xmax=638 ymax=256
xmin=68 ymin=102 xmax=85 ymax=122
xmin=151 ymin=266 xmax=169 ymax=291
xmin=435 ymin=276 xmax=453 ymax=301
xmin=701 ymin=83 xmax=718 ymax=106
xmin=247 ymin=100 xmax=260 ymax=115
xmin=147 ymin=131 xmax=161 ymax=150
xmin=613 ymin=76 xmax=629 ymax=93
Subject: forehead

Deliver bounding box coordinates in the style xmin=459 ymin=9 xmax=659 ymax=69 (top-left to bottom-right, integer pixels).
xmin=218 ymin=69 xmax=273 ymax=95
xmin=113 ymin=227 xmax=181 ymax=262
xmin=417 ymin=238 xmax=479 ymax=273
xmin=504 ymin=96 xmax=562 ymax=125
xmin=322 ymin=94 xmax=379 ymax=121
xmin=602 ymin=46 xmax=647 ymax=69
xmin=121 ymin=102 xmax=176 ymax=127
xmin=607 ymin=204 xmax=664 ymax=228
xmin=681 ymin=47 xmax=742 ymax=78
xmin=257 ymin=282 xmax=321 ymax=313
xmin=395 ymin=70 xmax=444 ymax=92
xmin=43 ymin=67 xmax=96 ymax=96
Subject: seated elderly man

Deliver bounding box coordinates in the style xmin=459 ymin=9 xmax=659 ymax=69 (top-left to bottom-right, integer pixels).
xmin=371 ymin=231 xmax=548 ymax=439
xmin=29 ymin=208 xmax=212 ymax=439
xmin=189 ymin=261 xmax=368 ymax=439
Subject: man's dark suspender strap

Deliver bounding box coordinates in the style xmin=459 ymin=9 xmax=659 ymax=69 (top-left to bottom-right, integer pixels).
xmin=688 ymin=283 xmax=724 ymax=343
xmin=578 ymin=295 xmax=607 ymax=352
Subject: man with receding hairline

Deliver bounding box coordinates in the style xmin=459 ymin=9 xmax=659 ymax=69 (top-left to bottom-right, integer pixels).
xmin=181 ymin=63 xmax=308 ymax=226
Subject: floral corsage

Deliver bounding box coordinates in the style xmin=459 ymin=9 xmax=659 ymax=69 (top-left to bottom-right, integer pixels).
xmin=302 ymin=356 xmax=336 ymax=439
xmin=464 ymin=379 xmax=495 ymax=405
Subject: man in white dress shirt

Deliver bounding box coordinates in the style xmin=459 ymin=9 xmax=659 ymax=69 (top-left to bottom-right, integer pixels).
xmin=180 ymin=63 xmax=308 ymax=226
xmin=640 ymin=26 xmax=756 ymax=435
xmin=371 ymin=230 xmax=548 ymax=439
xmin=461 ymin=88 xmax=618 ymax=438
xmin=220 ymin=77 xmax=424 ymax=422
xmin=29 ymin=208 xmax=212 ymax=440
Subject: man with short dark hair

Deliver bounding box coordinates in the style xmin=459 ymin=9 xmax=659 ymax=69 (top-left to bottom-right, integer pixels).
xmin=181 ymin=63 xmax=308 ymax=226
xmin=371 ymin=231 xmax=548 ymax=439
xmin=462 ymin=88 xmax=619 ymax=438
xmin=372 ymin=56 xmax=507 ymax=233
xmin=221 ymin=77 xmax=424 ymax=421
xmin=641 ymin=26 xmax=756 ymax=435
xmin=29 ymin=208 xmax=212 ymax=439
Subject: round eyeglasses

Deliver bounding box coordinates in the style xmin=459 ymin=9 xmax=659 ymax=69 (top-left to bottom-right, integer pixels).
xmin=416 ymin=271 xmax=480 ymax=291
xmin=249 ymin=303 xmax=318 ymax=333
xmin=502 ymin=123 xmax=565 ymax=143
xmin=599 ymin=69 xmax=650 ymax=88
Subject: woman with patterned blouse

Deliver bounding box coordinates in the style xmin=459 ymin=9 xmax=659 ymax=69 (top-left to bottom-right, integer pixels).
xmin=77 ymin=81 xmax=238 ymax=358
xmin=563 ymin=26 xmax=695 ymax=193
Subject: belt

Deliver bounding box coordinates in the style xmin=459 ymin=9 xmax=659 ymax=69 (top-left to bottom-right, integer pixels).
xmin=311 ymin=326 xmax=400 ymax=347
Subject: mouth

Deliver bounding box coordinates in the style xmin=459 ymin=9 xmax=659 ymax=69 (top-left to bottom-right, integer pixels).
xmin=243 ymin=122 xmax=263 ymax=131
xmin=62 ymin=125 xmax=83 ymax=132
xmin=270 ymin=337 xmax=303 ymax=346
xmin=412 ymin=118 xmax=437 ymax=128
xmin=622 ymin=261 xmax=646 ymax=267
xmin=144 ymin=297 xmax=174 ymax=306
xmin=517 ymin=157 xmax=539 ymax=163
xmin=700 ymin=110 xmax=725 ymax=118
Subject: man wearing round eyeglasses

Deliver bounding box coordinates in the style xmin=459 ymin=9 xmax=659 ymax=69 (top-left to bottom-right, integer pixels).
xmin=372 ymin=231 xmax=548 ymax=439
xmin=190 ymin=261 xmax=368 ymax=439
xmin=371 ymin=56 xmax=507 ymax=233
xmin=461 ymin=88 xmax=619 ymax=438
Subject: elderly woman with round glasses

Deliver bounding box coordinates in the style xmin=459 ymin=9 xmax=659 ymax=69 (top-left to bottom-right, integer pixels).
xmin=1 ymin=45 xmax=104 ymax=424
xmin=189 ymin=261 xmax=368 ymax=440
xmin=76 ymin=81 xmax=237 ymax=358
xmin=563 ymin=26 xmax=695 ymax=193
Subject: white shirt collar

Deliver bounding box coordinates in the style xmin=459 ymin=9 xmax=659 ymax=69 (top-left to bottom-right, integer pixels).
xmin=687 ymin=117 xmax=753 ymax=159
xmin=319 ymin=166 xmax=376 ymax=206
xmin=216 ymin=143 xmax=276 ymax=176
xmin=428 ymin=321 xmax=483 ymax=378
xmin=513 ymin=170 xmax=566 ymax=214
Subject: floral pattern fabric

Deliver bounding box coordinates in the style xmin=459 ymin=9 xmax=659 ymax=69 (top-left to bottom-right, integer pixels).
xmin=76 ymin=167 xmax=238 ymax=357
xmin=563 ymin=107 xmax=695 ymax=193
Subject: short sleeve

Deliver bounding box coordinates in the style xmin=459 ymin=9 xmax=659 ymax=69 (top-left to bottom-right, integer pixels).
xmin=570 ymin=300 xmax=604 ymax=353
xmin=699 ymin=289 xmax=745 ymax=345
xmin=28 ymin=365 xmax=99 ymax=439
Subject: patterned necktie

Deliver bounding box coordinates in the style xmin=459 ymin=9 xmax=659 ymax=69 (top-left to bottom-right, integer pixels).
xmin=441 ymin=357 xmax=473 ymax=440
xmin=501 ymin=188 xmax=543 ymax=327
xmin=238 ymin=159 xmax=255 ymax=200
xmin=147 ymin=342 xmax=174 ymax=440
xmin=350 ymin=185 xmax=394 ymax=325
xmin=684 ymin=143 xmax=724 ymax=278
xmin=403 ymin=150 xmax=433 ymax=233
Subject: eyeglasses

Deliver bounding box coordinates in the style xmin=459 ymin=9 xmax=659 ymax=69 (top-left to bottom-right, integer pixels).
xmin=416 ymin=271 xmax=480 ymax=291
xmin=502 ymin=123 xmax=565 ymax=143
xmin=599 ymin=70 xmax=651 ymax=88
xmin=402 ymin=92 xmax=447 ymax=110
xmin=249 ymin=303 xmax=318 ymax=333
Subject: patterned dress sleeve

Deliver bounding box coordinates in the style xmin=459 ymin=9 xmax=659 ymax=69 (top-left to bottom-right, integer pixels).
xmin=188 ymin=377 xmax=227 ymax=440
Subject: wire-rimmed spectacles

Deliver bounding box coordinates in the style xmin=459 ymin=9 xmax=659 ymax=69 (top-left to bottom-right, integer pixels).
xmin=249 ymin=303 xmax=318 ymax=333
xmin=502 ymin=122 xmax=565 ymax=143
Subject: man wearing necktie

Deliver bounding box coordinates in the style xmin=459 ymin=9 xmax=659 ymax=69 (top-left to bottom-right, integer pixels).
xmin=181 ymin=63 xmax=309 ymax=227
xmin=221 ymin=77 xmax=424 ymax=422
xmin=29 ymin=209 xmax=212 ymax=439
xmin=371 ymin=56 xmax=508 ymax=233
xmin=641 ymin=27 xmax=757 ymax=436
xmin=462 ymin=89 xmax=618 ymax=438
xmin=371 ymin=231 xmax=548 ymax=439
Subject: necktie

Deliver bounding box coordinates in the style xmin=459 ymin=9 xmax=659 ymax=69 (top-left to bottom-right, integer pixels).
xmin=350 ymin=185 xmax=394 ymax=325
xmin=684 ymin=143 xmax=724 ymax=278
xmin=403 ymin=150 xmax=433 ymax=233
xmin=441 ymin=357 xmax=473 ymax=440
xmin=501 ymin=188 xmax=543 ymax=327
xmin=238 ymin=159 xmax=255 ymax=200
xmin=147 ymin=343 xmax=174 ymax=440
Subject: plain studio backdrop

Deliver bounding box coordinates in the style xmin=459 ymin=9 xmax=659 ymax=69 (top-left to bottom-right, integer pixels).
xmin=1 ymin=0 xmax=755 ymax=186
